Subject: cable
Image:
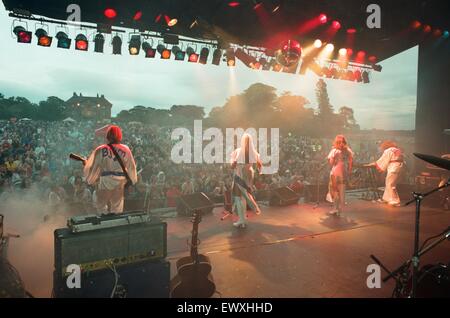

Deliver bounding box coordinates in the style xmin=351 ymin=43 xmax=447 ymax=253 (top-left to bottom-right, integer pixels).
xmin=420 ymin=226 xmax=450 ymax=251
xmin=107 ymin=262 xmax=120 ymax=298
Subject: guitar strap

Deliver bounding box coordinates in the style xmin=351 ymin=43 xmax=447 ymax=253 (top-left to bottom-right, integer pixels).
xmin=107 ymin=144 xmax=132 ymax=188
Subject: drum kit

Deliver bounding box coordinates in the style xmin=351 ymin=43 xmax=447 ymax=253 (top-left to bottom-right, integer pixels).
xmin=371 ymin=153 xmax=450 ymax=298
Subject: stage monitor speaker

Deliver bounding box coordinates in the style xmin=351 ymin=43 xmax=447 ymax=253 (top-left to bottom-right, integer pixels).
xmin=269 ymin=187 xmax=300 ymax=207
xmin=53 ymin=260 xmax=170 ymax=298
xmin=176 ymin=192 xmax=214 ymax=216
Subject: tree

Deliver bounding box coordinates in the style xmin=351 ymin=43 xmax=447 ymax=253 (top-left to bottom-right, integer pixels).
xmin=315 ymin=79 xmax=334 ymax=118
xmin=0 ymin=96 xmax=38 ymax=120
xmin=339 ymin=106 xmax=360 ymax=130
xmin=37 ymin=96 xmax=67 ymax=121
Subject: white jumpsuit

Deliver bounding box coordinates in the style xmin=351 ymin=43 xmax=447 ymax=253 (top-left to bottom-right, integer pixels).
xmin=84 ymin=144 xmax=137 ymax=213
xmin=376 ymin=147 xmax=404 ymax=205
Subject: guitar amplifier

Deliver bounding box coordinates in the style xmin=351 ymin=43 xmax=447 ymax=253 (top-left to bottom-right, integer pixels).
xmin=53 ymin=259 xmax=170 ymax=298
xmin=54 ymin=212 xmax=167 ymax=278
xmin=176 ymin=192 xmax=214 ymax=216
xmin=269 ymin=187 xmax=300 ymax=207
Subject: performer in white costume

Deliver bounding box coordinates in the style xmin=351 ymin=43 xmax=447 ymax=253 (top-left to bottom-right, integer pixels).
xmin=83 ymin=125 xmax=138 ymax=213
xmin=368 ymin=141 xmax=404 ymax=206
xmin=230 ymin=133 xmax=262 ymax=229
xmin=326 ymin=135 xmax=354 ymax=216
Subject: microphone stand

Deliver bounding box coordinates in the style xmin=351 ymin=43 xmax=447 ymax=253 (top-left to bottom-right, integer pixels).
xmin=313 ymin=162 xmax=328 ymax=209
xmin=403 ymin=178 xmax=449 ymax=298
xmin=372 ymin=178 xmax=449 ymax=298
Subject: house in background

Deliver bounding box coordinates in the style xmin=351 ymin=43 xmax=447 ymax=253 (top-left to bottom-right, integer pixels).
xmin=66 ymin=92 xmax=112 ymax=121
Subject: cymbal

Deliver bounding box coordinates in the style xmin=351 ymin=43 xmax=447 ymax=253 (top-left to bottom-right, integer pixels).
xmin=414 ymin=153 xmax=450 ymax=171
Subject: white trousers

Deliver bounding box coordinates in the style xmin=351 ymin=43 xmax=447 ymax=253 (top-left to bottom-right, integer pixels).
xmin=383 ymin=171 xmax=401 ymax=204
xmin=96 ymin=186 xmax=125 ymax=213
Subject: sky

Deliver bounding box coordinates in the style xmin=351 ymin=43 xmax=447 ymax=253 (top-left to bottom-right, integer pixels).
xmin=0 ymin=3 xmax=418 ymax=130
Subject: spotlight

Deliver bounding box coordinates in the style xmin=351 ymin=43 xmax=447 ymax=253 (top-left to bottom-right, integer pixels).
xmin=346 ymin=48 xmax=354 ymax=56
xmin=372 ymin=64 xmax=382 ymax=72
xmin=339 ymin=48 xmax=347 ymax=56
xmin=168 ymin=19 xmax=178 ymax=27
xmin=354 ymin=70 xmax=362 ymax=82
xmin=133 ymin=11 xmax=142 ymax=21
xmin=347 ymin=28 xmax=357 ymax=34
xmin=362 ymin=71 xmax=370 ymax=83
xmin=423 ymin=25 xmax=432 ymax=33
xmin=253 ymin=1 xmax=262 ymax=10
xmin=157 ymin=44 xmax=171 ymax=59
xmin=129 ymin=35 xmax=141 ymax=55
xmin=55 ymin=31 xmax=71 ymax=49
xmin=368 ymin=55 xmax=377 ymax=63
xmin=212 ymin=48 xmax=222 ymax=65
xmin=332 ymin=21 xmax=341 ymax=30
xmin=433 ymin=29 xmax=442 ymax=37
xmin=75 ymin=34 xmax=88 ymax=51
xmin=275 ymin=40 xmax=302 ymax=67
xmin=324 ymin=43 xmax=334 ymax=52
xmin=13 ymin=26 xmax=32 ymax=43
xmin=172 ymin=46 xmax=185 ymax=61
xmin=35 ymin=29 xmax=52 ymax=47
xmin=314 ymin=39 xmax=322 ymax=48
xmin=93 ymin=33 xmax=104 ymax=53
xmin=228 ymin=2 xmax=240 ymax=7
xmin=104 ymin=8 xmax=117 ymax=19
xmin=272 ymin=63 xmax=282 ymax=72
xmin=225 ymin=48 xmax=235 ymax=66
xmin=411 ymin=20 xmax=421 ymax=29
xmin=199 ymin=47 xmax=210 ymax=64
xmin=142 ymin=42 xmax=156 ymax=58
xmin=187 ymin=47 xmax=199 ymax=62
xmin=443 ymin=31 xmax=450 ymax=39
xmin=319 ymin=14 xmax=327 ymax=24
xmin=112 ymin=35 xmax=122 ymax=55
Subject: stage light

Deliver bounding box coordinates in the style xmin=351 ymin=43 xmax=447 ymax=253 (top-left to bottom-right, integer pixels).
xmin=199 ymin=47 xmax=210 ymax=64
xmin=433 ymin=29 xmax=442 ymax=37
xmin=142 ymin=42 xmax=156 ymax=58
xmin=253 ymin=1 xmax=262 ymax=10
xmin=225 ymin=48 xmax=235 ymax=66
xmin=157 ymin=44 xmax=171 ymax=59
xmin=314 ymin=39 xmax=322 ymax=48
xmin=168 ymin=19 xmax=178 ymax=27
xmin=347 ymin=28 xmax=357 ymax=34
xmin=332 ymin=21 xmax=341 ymax=30
xmin=212 ymin=49 xmax=222 ymax=65
xmin=355 ymin=50 xmax=366 ymax=63
xmin=346 ymin=48 xmax=354 ymax=57
xmin=368 ymin=55 xmax=377 ymax=63
xmin=362 ymin=71 xmax=370 ymax=83
xmin=354 ymin=70 xmax=362 ymax=82
xmin=443 ymin=31 xmax=450 ymax=39
xmin=339 ymin=48 xmax=347 ymax=56
xmin=372 ymin=64 xmax=382 ymax=72
xmin=272 ymin=5 xmax=280 ymax=13
xmin=104 ymin=8 xmax=117 ymax=19
xmin=272 ymin=63 xmax=282 ymax=72
xmin=258 ymin=57 xmax=268 ymax=70
xmin=112 ymin=35 xmax=122 ymax=55
xmin=75 ymin=34 xmax=88 ymax=51
xmin=128 ymin=35 xmax=141 ymax=55
xmin=324 ymin=43 xmax=334 ymax=52
xmin=186 ymin=47 xmax=199 ymax=62
xmin=155 ymin=14 xmax=162 ymax=23
xmin=423 ymin=25 xmax=432 ymax=33
xmin=56 ymin=31 xmax=71 ymax=49
xmin=172 ymin=46 xmax=185 ymax=61
xmin=319 ymin=14 xmax=327 ymax=24
xmin=133 ymin=11 xmax=142 ymax=21
xmin=275 ymin=40 xmax=302 ymax=67
xmin=35 ymin=29 xmax=52 ymax=47
xmin=228 ymin=1 xmax=240 ymax=7
xmin=411 ymin=20 xmax=421 ymax=29
xmin=13 ymin=26 xmax=32 ymax=43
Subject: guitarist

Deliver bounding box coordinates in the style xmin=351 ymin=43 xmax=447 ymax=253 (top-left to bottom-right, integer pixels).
xmin=83 ymin=125 xmax=137 ymax=213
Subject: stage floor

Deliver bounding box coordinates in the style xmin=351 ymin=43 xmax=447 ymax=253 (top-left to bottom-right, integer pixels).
xmin=166 ymin=199 xmax=450 ymax=298
xmin=6 ymin=197 xmax=450 ymax=298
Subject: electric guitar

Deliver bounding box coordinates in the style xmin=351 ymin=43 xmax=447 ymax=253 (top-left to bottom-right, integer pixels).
xmin=69 ymin=153 xmax=87 ymax=165
xmin=170 ymin=211 xmax=216 ymax=298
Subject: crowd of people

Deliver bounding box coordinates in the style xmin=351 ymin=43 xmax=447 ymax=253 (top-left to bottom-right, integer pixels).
xmin=0 ymin=119 xmax=412 ymax=215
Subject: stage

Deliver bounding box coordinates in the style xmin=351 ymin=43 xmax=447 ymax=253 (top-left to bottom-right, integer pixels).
xmin=166 ymin=198 xmax=450 ymax=298
xmin=5 ymin=196 xmax=450 ymax=298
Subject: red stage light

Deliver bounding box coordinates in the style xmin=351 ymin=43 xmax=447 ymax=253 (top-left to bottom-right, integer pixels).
xmin=368 ymin=55 xmax=377 ymax=63
xmin=189 ymin=53 xmax=199 ymax=62
xmin=253 ymin=2 xmax=262 ymax=10
xmin=433 ymin=29 xmax=442 ymax=37
xmin=38 ymin=36 xmax=52 ymax=46
xmin=164 ymin=15 xmax=171 ymax=25
xmin=332 ymin=21 xmax=341 ymax=30
xmin=319 ymin=14 xmax=327 ymax=24
xmin=411 ymin=20 xmax=421 ymax=29
xmin=346 ymin=48 xmax=353 ymax=56
xmin=228 ymin=1 xmax=240 ymax=7
xmin=423 ymin=25 xmax=432 ymax=33
xmin=161 ymin=49 xmax=171 ymax=59
xmin=133 ymin=11 xmax=142 ymax=21
xmin=18 ymin=31 xmax=31 ymax=43
xmin=76 ymin=40 xmax=88 ymax=51
xmin=155 ymin=14 xmax=162 ymax=23
xmin=347 ymin=28 xmax=357 ymax=34
xmin=104 ymin=8 xmax=117 ymax=19
xmin=355 ymin=50 xmax=366 ymax=63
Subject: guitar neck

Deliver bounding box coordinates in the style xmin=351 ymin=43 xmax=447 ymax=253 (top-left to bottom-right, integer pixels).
xmin=190 ymin=211 xmax=201 ymax=262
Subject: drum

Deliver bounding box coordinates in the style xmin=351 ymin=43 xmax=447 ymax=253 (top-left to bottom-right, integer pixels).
xmin=414 ymin=264 xmax=450 ymax=298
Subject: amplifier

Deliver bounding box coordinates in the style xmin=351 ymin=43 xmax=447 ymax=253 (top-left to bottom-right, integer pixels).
xmin=176 ymin=192 xmax=214 ymax=216
xmin=269 ymin=187 xmax=300 ymax=207
xmin=53 ymin=259 xmax=170 ymax=298
xmin=54 ymin=213 xmax=167 ymax=278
